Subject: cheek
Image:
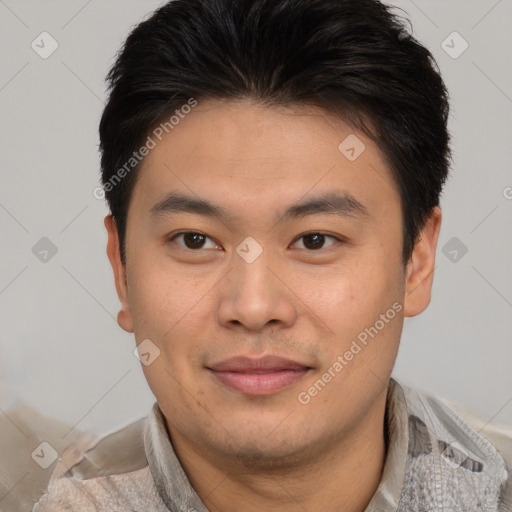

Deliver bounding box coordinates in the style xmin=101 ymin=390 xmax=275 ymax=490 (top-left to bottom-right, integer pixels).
xmin=299 ymin=256 xmax=396 ymax=316
xmin=301 ymin=259 xmax=403 ymax=355
xmin=127 ymin=258 xmax=211 ymax=362
xmin=127 ymin=259 xmax=184 ymax=342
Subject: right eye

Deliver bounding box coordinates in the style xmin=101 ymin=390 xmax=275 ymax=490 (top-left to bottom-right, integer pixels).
xmin=167 ymin=231 xmax=220 ymax=251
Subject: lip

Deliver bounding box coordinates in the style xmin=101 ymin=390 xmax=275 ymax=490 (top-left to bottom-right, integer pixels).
xmin=207 ymin=355 xmax=311 ymax=396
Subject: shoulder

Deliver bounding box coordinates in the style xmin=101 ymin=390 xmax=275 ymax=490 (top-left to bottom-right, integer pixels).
xmin=396 ymin=380 xmax=512 ymax=511
xmin=0 ymin=401 xmax=158 ymax=511
xmin=58 ymin=415 xmax=148 ymax=480
xmin=443 ymin=396 xmax=512 ymax=510
xmin=0 ymin=403 xmax=82 ymax=511
xmin=32 ymin=414 xmax=167 ymax=511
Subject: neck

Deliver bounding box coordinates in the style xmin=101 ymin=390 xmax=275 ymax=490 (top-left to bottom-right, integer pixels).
xmin=168 ymin=389 xmax=388 ymax=512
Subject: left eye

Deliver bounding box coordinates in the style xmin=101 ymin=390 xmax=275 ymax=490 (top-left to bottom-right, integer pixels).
xmin=291 ymin=233 xmax=338 ymax=251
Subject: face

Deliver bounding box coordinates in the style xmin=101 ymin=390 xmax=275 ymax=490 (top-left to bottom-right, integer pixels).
xmin=106 ymin=98 xmax=441 ymax=467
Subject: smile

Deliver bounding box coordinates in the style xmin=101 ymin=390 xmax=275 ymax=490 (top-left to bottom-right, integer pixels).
xmin=207 ymin=356 xmax=312 ymax=396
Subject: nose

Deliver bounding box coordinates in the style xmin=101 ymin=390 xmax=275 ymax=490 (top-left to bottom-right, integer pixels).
xmin=216 ymin=246 xmax=297 ymax=332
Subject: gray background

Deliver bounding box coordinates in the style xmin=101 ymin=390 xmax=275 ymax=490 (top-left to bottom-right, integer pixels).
xmin=1 ymin=0 xmax=511 ymax=435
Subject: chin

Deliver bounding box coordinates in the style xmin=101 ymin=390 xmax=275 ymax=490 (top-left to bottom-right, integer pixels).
xmin=225 ymin=437 xmax=321 ymax=472
xmin=207 ymin=423 xmax=320 ymax=469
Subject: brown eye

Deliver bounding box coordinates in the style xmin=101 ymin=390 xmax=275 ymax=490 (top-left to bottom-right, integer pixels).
xmin=170 ymin=232 xmax=218 ymax=250
xmin=292 ymin=233 xmax=338 ymax=250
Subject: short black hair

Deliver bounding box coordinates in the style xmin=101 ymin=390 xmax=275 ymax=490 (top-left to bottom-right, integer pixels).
xmin=99 ymin=0 xmax=451 ymax=266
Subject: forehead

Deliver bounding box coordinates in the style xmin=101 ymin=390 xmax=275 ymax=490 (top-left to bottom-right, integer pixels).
xmin=129 ymin=98 xmax=400 ymax=221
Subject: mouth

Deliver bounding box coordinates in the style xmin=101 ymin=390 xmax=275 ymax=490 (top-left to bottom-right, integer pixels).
xmin=206 ymin=355 xmax=312 ymax=396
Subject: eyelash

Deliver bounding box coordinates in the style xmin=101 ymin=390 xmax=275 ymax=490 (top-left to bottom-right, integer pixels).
xmin=167 ymin=231 xmax=343 ymax=252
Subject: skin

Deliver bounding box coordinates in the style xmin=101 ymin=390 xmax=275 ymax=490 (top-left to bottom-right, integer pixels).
xmin=105 ymin=98 xmax=442 ymax=512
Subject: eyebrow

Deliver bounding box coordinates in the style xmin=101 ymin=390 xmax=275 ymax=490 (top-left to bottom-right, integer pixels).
xmin=149 ymin=191 xmax=370 ymax=224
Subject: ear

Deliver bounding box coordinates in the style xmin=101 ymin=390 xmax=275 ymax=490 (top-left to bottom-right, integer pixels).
xmin=104 ymin=215 xmax=134 ymax=333
xmin=403 ymin=207 xmax=442 ymax=317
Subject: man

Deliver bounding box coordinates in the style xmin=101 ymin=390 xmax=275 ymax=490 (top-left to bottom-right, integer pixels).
xmin=18 ymin=0 xmax=512 ymax=510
